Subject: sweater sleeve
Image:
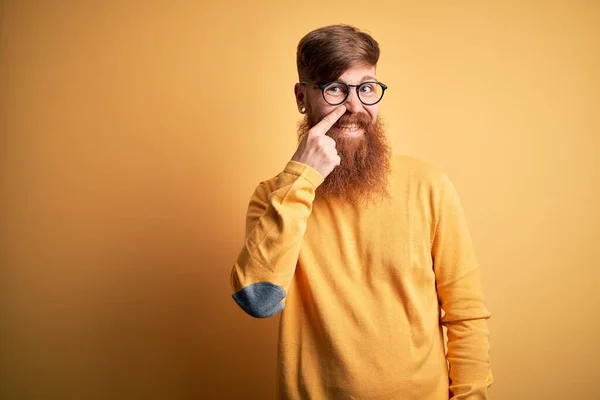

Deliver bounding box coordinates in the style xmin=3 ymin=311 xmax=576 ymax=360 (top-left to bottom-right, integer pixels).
xmin=230 ymin=161 xmax=324 ymax=318
xmin=431 ymin=173 xmax=493 ymax=399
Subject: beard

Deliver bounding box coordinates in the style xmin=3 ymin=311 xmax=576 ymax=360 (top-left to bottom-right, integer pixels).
xmin=297 ymin=110 xmax=392 ymax=205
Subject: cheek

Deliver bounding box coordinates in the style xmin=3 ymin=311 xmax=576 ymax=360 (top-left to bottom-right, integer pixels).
xmin=367 ymin=108 xmax=378 ymax=123
xmin=308 ymin=109 xmax=323 ymax=127
xmin=309 ymin=104 xmax=335 ymax=124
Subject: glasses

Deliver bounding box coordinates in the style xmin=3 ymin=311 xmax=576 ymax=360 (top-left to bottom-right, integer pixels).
xmin=301 ymin=80 xmax=388 ymax=106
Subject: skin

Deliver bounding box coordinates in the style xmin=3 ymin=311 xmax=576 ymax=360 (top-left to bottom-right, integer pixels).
xmin=291 ymin=64 xmax=380 ymax=178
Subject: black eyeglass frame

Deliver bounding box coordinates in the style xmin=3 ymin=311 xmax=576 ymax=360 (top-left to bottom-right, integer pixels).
xmin=301 ymin=80 xmax=388 ymax=106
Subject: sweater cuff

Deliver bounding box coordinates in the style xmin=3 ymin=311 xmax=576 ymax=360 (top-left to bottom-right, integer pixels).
xmin=283 ymin=161 xmax=325 ymax=188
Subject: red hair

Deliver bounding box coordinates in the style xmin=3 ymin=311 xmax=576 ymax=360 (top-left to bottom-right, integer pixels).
xmin=296 ymin=24 xmax=380 ymax=84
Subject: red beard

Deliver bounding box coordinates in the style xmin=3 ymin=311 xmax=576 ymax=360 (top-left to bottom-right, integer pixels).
xmin=297 ymin=111 xmax=392 ymax=205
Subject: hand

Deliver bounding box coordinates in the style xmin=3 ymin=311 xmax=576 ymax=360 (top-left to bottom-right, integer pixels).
xmin=291 ymin=105 xmax=346 ymax=179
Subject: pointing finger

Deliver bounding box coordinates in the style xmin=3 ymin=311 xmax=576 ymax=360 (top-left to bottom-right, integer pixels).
xmin=310 ymin=105 xmax=346 ymax=136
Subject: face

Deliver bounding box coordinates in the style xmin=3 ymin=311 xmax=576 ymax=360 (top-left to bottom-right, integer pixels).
xmin=294 ymin=63 xmax=380 ymax=138
xmin=294 ymin=63 xmax=391 ymax=204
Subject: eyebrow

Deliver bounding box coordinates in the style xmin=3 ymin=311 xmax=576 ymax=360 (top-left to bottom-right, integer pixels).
xmin=334 ymin=75 xmax=378 ymax=85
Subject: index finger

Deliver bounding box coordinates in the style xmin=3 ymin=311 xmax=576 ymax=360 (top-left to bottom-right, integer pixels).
xmin=309 ymin=105 xmax=347 ymax=136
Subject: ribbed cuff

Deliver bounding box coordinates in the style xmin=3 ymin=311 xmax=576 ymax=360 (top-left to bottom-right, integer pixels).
xmin=283 ymin=161 xmax=325 ymax=188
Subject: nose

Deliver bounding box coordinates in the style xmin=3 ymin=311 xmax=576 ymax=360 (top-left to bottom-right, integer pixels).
xmin=343 ymin=88 xmax=363 ymax=113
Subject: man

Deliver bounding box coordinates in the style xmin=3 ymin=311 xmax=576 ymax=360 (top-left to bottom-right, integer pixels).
xmin=230 ymin=24 xmax=492 ymax=399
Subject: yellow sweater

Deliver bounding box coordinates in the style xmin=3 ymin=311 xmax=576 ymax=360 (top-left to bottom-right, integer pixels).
xmin=230 ymin=154 xmax=492 ymax=399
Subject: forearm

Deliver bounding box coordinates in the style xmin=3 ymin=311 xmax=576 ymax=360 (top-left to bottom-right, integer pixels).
xmin=440 ymin=268 xmax=493 ymax=399
xmin=230 ymin=161 xmax=323 ymax=318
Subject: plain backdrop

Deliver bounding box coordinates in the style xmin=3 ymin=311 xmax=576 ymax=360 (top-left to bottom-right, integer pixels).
xmin=1 ymin=1 xmax=599 ymax=399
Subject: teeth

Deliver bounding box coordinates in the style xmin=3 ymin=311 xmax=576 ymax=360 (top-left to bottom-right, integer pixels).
xmin=339 ymin=125 xmax=359 ymax=130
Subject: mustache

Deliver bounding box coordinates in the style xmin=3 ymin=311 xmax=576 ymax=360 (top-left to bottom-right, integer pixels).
xmin=333 ymin=112 xmax=372 ymax=129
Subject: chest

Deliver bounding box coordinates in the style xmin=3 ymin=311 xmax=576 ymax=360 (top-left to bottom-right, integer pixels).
xmin=300 ymin=195 xmax=435 ymax=288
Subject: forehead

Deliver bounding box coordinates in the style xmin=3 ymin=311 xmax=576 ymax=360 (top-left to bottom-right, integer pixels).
xmin=336 ymin=64 xmax=377 ymax=84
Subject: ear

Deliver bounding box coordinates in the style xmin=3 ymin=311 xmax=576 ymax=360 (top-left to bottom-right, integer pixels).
xmin=294 ymin=83 xmax=305 ymax=109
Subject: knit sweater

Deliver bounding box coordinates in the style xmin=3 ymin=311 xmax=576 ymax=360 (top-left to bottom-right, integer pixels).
xmin=230 ymin=154 xmax=492 ymax=399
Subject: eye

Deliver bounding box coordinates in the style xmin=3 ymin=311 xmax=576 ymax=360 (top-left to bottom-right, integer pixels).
xmin=360 ymin=83 xmax=375 ymax=93
xmin=326 ymin=83 xmax=346 ymax=93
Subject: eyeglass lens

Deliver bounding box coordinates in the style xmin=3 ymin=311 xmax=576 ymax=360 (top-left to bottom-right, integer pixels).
xmin=323 ymin=82 xmax=384 ymax=105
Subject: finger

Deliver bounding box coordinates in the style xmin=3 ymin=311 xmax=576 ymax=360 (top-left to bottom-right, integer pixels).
xmin=333 ymin=154 xmax=341 ymax=166
xmin=309 ymin=105 xmax=347 ymax=136
xmin=322 ymin=142 xmax=337 ymax=155
xmin=317 ymin=135 xmax=337 ymax=148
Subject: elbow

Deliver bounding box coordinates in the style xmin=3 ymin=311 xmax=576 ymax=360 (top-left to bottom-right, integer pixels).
xmin=231 ymin=281 xmax=286 ymax=318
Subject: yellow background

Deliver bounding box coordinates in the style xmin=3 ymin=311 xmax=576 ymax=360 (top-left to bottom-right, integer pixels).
xmin=1 ymin=1 xmax=599 ymax=399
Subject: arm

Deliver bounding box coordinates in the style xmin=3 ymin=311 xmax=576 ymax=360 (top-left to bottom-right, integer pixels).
xmin=431 ymin=173 xmax=493 ymax=399
xmin=230 ymin=105 xmax=346 ymax=318
xmin=230 ymin=161 xmax=324 ymax=318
